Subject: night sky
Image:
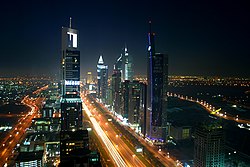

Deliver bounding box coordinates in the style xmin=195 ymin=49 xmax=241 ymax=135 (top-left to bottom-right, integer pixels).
xmin=0 ymin=0 xmax=249 ymax=77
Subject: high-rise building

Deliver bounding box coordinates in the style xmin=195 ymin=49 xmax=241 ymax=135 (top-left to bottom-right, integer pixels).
xmin=111 ymin=56 xmax=122 ymax=115
xmin=15 ymin=151 xmax=43 ymax=167
xmin=60 ymin=18 xmax=82 ymax=131
xmin=139 ymin=82 xmax=147 ymax=137
xmin=194 ymin=123 xmax=225 ymax=167
xmin=119 ymin=80 xmax=146 ymax=132
xmin=59 ymin=18 xmax=100 ymax=165
xmin=122 ymin=46 xmax=134 ymax=81
xmin=146 ymin=21 xmax=168 ymax=143
xmin=86 ymin=71 xmax=93 ymax=84
xmin=60 ymin=130 xmax=89 ymax=157
xmin=120 ymin=80 xmax=130 ymax=120
xmin=127 ymin=81 xmax=141 ymax=129
xmin=97 ymin=55 xmax=108 ymax=103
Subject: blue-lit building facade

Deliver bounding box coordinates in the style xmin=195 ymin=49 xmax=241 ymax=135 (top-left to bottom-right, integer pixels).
xmin=97 ymin=55 xmax=108 ymax=103
xmin=146 ymin=22 xmax=168 ymax=143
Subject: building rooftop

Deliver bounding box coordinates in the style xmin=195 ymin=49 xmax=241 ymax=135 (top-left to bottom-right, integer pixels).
xmin=15 ymin=151 xmax=43 ymax=161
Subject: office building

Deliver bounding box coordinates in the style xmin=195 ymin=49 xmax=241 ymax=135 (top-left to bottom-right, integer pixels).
xmin=60 ymin=130 xmax=89 ymax=157
xmin=122 ymin=46 xmax=134 ymax=81
xmin=119 ymin=80 xmax=146 ymax=132
xmin=59 ymin=149 xmax=101 ymax=167
xmin=110 ymin=54 xmax=122 ymax=114
xmin=86 ymin=71 xmax=93 ymax=84
xmin=120 ymin=80 xmax=130 ymax=120
xmin=169 ymin=124 xmax=192 ymax=141
xmin=97 ymin=55 xmax=108 ymax=103
xmin=59 ymin=130 xmax=101 ymax=167
xmin=127 ymin=81 xmax=142 ymax=130
xmin=139 ymin=82 xmax=147 ymax=137
xmin=15 ymin=151 xmax=44 ymax=167
xmin=194 ymin=123 xmax=225 ymax=167
xmin=146 ymin=21 xmax=168 ymax=142
xmin=60 ymin=18 xmax=82 ymax=131
xmin=42 ymin=107 xmax=54 ymax=118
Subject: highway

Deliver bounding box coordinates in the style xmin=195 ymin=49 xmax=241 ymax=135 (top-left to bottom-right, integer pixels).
xmin=82 ymin=95 xmax=147 ymax=167
xmin=95 ymin=100 xmax=180 ymax=167
xmin=82 ymin=100 xmax=127 ymax=167
xmin=126 ymin=127 xmax=181 ymax=167
xmin=168 ymin=92 xmax=250 ymax=124
xmin=0 ymin=96 xmax=43 ymax=167
xmin=33 ymin=85 xmax=49 ymax=94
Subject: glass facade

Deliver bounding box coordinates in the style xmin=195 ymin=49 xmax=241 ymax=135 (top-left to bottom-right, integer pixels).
xmin=147 ymin=23 xmax=168 ymax=141
xmin=97 ymin=55 xmax=108 ymax=103
xmin=61 ymin=25 xmax=82 ymax=132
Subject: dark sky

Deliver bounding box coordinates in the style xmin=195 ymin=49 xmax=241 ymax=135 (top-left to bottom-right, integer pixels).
xmin=0 ymin=0 xmax=249 ymax=77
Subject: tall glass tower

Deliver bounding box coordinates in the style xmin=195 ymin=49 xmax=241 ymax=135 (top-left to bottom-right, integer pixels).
xmin=60 ymin=18 xmax=82 ymax=131
xmin=146 ymin=21 xmax=168 ymax=143
xmin=97 ymin=55 xmax=108 ymax=103
xmin=122 ymin=46 xmax=134 ymax=81
xmin=111 ymin=55 xmax=123 ymax=115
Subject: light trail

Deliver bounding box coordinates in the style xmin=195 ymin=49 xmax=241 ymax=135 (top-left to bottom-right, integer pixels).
xmin=0 ymin=97 xmax=41 ymax=166
xmin=82 ymin=102 xmax=127 ymax=167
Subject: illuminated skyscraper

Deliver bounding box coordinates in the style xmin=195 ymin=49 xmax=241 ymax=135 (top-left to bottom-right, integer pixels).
xmin=60 ymin=18 xmax=82 ymax=131
xmin=86 ymin=71 xmax=93 ymax=84
xmin=122 ymin=46 xmax=134 ymax=81
xmin=59 ymin=18 xmax=100 ymax=166
xmin=146 ymin=21 xmax=168 ymax=143
xmin=194 ymin=123 xmax=225 ymax=167
xmin=97 ymin=55 xmax=108 ymax=103
xmin=111 ymin=55 xmax=123 ymax=114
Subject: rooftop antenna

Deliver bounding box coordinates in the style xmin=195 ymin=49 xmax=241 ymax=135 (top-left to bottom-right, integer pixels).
xmin=69 ymin=17 xmax=72 ymax=28
xmin=149 ymin=20 xmax=152 ymax=34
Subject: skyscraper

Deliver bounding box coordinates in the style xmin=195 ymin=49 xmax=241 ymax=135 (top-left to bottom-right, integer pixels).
xmin=146 ymin=21 xmax=168 ymax=143
xmin=127 ymin=81 xmax=142 ymax=130
xmin=97 ymin=55 xmax=108 ymax=103
xmin=122 ymin=46 xmax=134 ymax=81
xmin=86 ymin=71 xmax=93 ymax=85
xmin=111 ymin=55 xmax=123 ymax=115
xmin=194 ymin=123 xmax=225 ymax=167
xmin=60 ymin=18 xmax=82 ymax=131
xmin=59 ymin=18 xmax=100 ymax=166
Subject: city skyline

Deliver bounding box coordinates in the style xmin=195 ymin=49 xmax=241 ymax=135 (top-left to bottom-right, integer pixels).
xmin=0 ymin=2 xmax=250 ymax=166
xmin=0 ymin=0 xmax=249 ymax=77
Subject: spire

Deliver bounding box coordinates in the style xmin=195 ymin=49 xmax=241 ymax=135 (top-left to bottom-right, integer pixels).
xmin=148 ymin=20 xmax=155 ymax=53
xmin=149 ymin=20 xmax=152 ymax=34
xmin=69 ymin=17 xmax=72 ymax=28
xmin=124 ymin=43 xmax=127 ymax=52
xmin=98 ymin=55 xmax=104 ymax=64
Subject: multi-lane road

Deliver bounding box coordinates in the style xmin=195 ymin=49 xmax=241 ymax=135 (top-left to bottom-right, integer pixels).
xmin=83 ymin=94 xmax=184 ymax=167
xmin=0 ymin=96 xmax=42 ymax=167
xmin=95 ymin=99 xmax=181 ymax=167
xmin=82 ymin=95 xmax=147 ymax=167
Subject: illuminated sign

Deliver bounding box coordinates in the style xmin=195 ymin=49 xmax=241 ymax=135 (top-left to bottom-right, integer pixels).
xmin=136 ymin=148 xmax=143 ymax=153
xmin=65 ymin=80 xmax=80 ymax=85
xmin=67 ymin=32 xmax=77 ymax=48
